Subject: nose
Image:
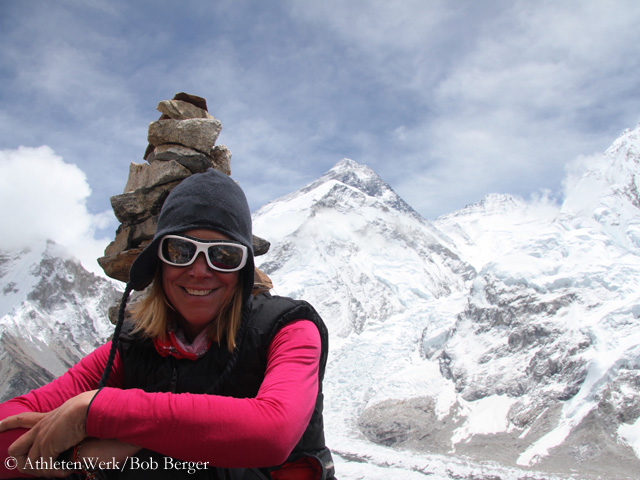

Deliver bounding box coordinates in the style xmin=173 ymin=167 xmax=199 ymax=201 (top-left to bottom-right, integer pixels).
xmin=188 ymin=252 xmax=213 ymax=277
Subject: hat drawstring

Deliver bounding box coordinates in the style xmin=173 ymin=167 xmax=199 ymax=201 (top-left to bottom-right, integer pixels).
xmin=98 ymin=283 xmax=133 ymax=388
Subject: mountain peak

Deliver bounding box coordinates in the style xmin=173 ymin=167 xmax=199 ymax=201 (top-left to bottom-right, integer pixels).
xmin=561 ymin=124 xmax=640 ymax=250
xmin=317 ymin=158 xmax=389 ymax=195
xmin=438 ymin=193 xmax=524 ymax=223
xmin=327 ymin=158 xmax=378 ymax=180
xmin=298 ymin=158 xmax=421 ymax=219
xmin=330 ymin=157 xmax=361 ymax=171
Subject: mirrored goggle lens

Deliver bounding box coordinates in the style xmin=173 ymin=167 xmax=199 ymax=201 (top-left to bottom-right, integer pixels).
xmin=159 ymin=236 xmax=247 ymax=272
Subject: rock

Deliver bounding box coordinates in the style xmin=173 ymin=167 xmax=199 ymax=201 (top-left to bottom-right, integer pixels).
xmin=151 ymin=145 xmax=213 ymax=174
xmin=148 ymin=118 xmax=222 ymax=154
xmin=103 ymin=226 xmax=130 ymax=257
xmin=143 ymin=92 xmax=211 ymax=161
xmin=172 ymin=92 xmax=208 ymax=112
xmin=252 ymin=235 xmax=270 ymax=256
xmin=100 ymin=93 xmax=274 ymax=291
xmin=107 ymin=294 xmax=141 ymax=325
xmin=128 ymin=216 xmax=159 ymax=248
xmin=110 ymin=181 xmax=180 ymax=225
xmin=210 ymin=145 xmax=232 ymax=175
xmin=157 ymin=100 xmax=213 ymax=120
xmin=358 ymin=397 xmax=437 ymax=447
xmin=105 ymin=217 xmax=159 ymax=257
xmin=97 ymin=247 xmax=145 ymax=283
xmin=124 ymin=160 xmax=191 ymax=193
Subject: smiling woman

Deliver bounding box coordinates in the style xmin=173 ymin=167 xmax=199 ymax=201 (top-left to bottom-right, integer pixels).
xmin=0 ymin=169 xmax=335 ymax=480
xmin=159 ymin=230 xmax=242 ymax=343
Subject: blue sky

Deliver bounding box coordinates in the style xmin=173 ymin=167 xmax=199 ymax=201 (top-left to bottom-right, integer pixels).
xmin=1 ymin=0 xmax=640 ymax=272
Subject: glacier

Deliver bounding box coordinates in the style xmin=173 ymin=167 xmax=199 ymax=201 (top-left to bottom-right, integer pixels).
xmin=253 ymin=126 xmax=640 ymax=479
xmin=2 ymin=124 xmax=640 ymax=479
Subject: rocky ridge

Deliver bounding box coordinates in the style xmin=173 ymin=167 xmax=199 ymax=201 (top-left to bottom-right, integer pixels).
xmin=358 ymin=126 xmax=640 ymax=478
xmin=3 ymin=93 xmax=640 ymax=478
xmin=253 ymin=125 xmax=640 ymax=480
xmin=0 ymin=241 xmax=119 ymax=401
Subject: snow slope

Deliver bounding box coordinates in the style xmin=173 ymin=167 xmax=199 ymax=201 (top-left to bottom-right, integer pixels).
xmin=254 ymin=126 xmax=640 ymax=479
xmin=3 ymin=125 xmax=640 ymax=479
xmin=0 ymin=241 xmax=120 ymax=401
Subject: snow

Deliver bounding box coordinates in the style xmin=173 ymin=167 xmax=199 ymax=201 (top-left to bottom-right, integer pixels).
xmin=619 ymin=416 xmax=640 ymax=458
xmin=257 ymin=123 xmax=640 ymax=478
xmin=452 ymin=395 xmax=517 ymax=446
xmin=0 ymin=243 xmax=45 ymax=318
xmin=4 ymin=124 xmax=640 ymax=478
xmin=0 ymin=240 xmax=119 ymax=397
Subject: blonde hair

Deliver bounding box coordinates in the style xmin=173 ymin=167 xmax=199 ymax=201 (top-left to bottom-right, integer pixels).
xmin=130 ymin=268 xmax=244 ymax=352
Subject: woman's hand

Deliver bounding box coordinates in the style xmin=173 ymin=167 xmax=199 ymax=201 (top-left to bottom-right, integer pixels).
xmin=0 ymin=390 xmax=97 ymax=477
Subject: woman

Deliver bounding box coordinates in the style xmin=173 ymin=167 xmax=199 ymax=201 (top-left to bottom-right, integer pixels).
xmin=0 ymin=169 xmax=335 ymax=479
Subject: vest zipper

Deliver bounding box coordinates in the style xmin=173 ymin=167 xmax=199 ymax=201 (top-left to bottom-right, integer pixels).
xmin=169 ymin=357 xmax=178 ymax=393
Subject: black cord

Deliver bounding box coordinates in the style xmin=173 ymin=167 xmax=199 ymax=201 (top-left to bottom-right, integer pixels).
xmin=98 ymin=283 xmax=133 ymax=388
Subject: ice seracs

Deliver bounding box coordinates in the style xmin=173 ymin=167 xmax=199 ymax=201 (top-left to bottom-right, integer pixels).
xmin=3 ymin=123 xmax=640 ymax=479
xmin=254 ymin=125 xmax=640 ymax=479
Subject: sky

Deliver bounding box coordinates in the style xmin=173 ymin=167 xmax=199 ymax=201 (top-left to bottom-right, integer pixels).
xmin=1 ymin=0 xmax=640 ymax=274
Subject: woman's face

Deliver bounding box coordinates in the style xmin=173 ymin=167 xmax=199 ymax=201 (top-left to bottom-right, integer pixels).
xmin=161 ymin=229 xmax=240 ymax=340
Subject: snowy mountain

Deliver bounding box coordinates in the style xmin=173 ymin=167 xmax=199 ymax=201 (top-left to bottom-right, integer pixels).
xmin=254 ymin=159 xmax=474 ymax=338
xmin=434 ymin=192 xmax=640 ymax=477
xmin=2 ymin=125 xmax=640 ymax=479
xmin=0 ymin=241 xmax=120 ymax=401
xmin=253 ymin=128 xmax=640 ymax=480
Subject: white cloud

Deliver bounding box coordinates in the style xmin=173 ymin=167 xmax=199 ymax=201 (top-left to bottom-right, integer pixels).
xmin=284 ymin=0 xmax=640 ymax=218
xmin=2 ymin=0 xmax=640 ymax=223
xmin=0 ymin=146 xmax=114 ymax=276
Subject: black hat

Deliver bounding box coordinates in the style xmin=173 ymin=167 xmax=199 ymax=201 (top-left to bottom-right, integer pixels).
xmin=98 ymin=169 xmax=255 ymax=389
xmin=128 ymin=168 xmax=255 ymax=303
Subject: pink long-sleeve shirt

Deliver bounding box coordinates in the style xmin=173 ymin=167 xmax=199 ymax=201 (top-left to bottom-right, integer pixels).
xmin=0 ymin=319 xmax=321 ymax=478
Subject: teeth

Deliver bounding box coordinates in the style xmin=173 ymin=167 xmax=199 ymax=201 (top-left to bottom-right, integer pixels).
xmin=185 ymin=288 xmax=213 ymax=296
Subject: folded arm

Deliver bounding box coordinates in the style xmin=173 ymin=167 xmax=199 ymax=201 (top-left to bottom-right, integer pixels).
xmin=0 ymin=343 xmax=123 ymax=478
xmin=1 ymin=320 xmax=321 ymax=475
xmin=87 ymin=319 xmax=321 ymax=468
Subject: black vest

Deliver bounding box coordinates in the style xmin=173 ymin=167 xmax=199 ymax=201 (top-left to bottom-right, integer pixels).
xmin=117 ymin=293 xmax=335 ymax=479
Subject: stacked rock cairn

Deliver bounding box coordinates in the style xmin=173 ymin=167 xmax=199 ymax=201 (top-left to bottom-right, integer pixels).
xmin=98 ymin=92 xmax=273 ymax=310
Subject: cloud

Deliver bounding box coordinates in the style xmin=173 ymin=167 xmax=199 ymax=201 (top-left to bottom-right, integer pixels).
xmin=283 ymin=0 xmax=640 ymax=218
xmin=562 ymin=152 xmax=605 ymax=198
xmin=0 ymin=146 xmax=114 ymax=276
xmin=2 ymin=0 xmax=640 ymax=224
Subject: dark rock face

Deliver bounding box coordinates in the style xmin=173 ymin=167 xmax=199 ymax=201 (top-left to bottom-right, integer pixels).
xmin=0 ymin=242 xmax=121 ymax=401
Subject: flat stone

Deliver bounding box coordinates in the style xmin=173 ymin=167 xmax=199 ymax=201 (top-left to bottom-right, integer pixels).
xmin=124 ymin=160 xmax=191 ymax=193
xmin=104 ymin=225 xmax=130 ymax=257
xmin=157 ymin=100 xmax=213 ymax=120
xmin=148 ymin=118 xmax=222 ymax=154
xmin=129 ymin=216 xmax=158 ymax=248
xmin=151 ymin=144 xmax=213 ymax=173
xmin=105 ymin=216 xmax=159 ymax=255
xmin=110 ymin=181 xmax=180 ymax=225
xmin=253 ymin=235 xmax=270 ymax=256
xmin=98 ymin=247 xmax=144 ymax=283
xmin=172 ymin=92 xmax=208 ymax=112
xmin=210 ymin=144 xmax=232 ymax=175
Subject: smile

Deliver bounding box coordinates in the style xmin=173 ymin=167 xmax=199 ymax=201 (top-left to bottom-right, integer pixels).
xmin=184 ymin=288 xmax=214 ymax=296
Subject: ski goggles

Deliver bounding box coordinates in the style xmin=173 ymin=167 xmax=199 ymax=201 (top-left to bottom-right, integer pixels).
xmin=158 ymin=235 xmax=248 ymax=272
